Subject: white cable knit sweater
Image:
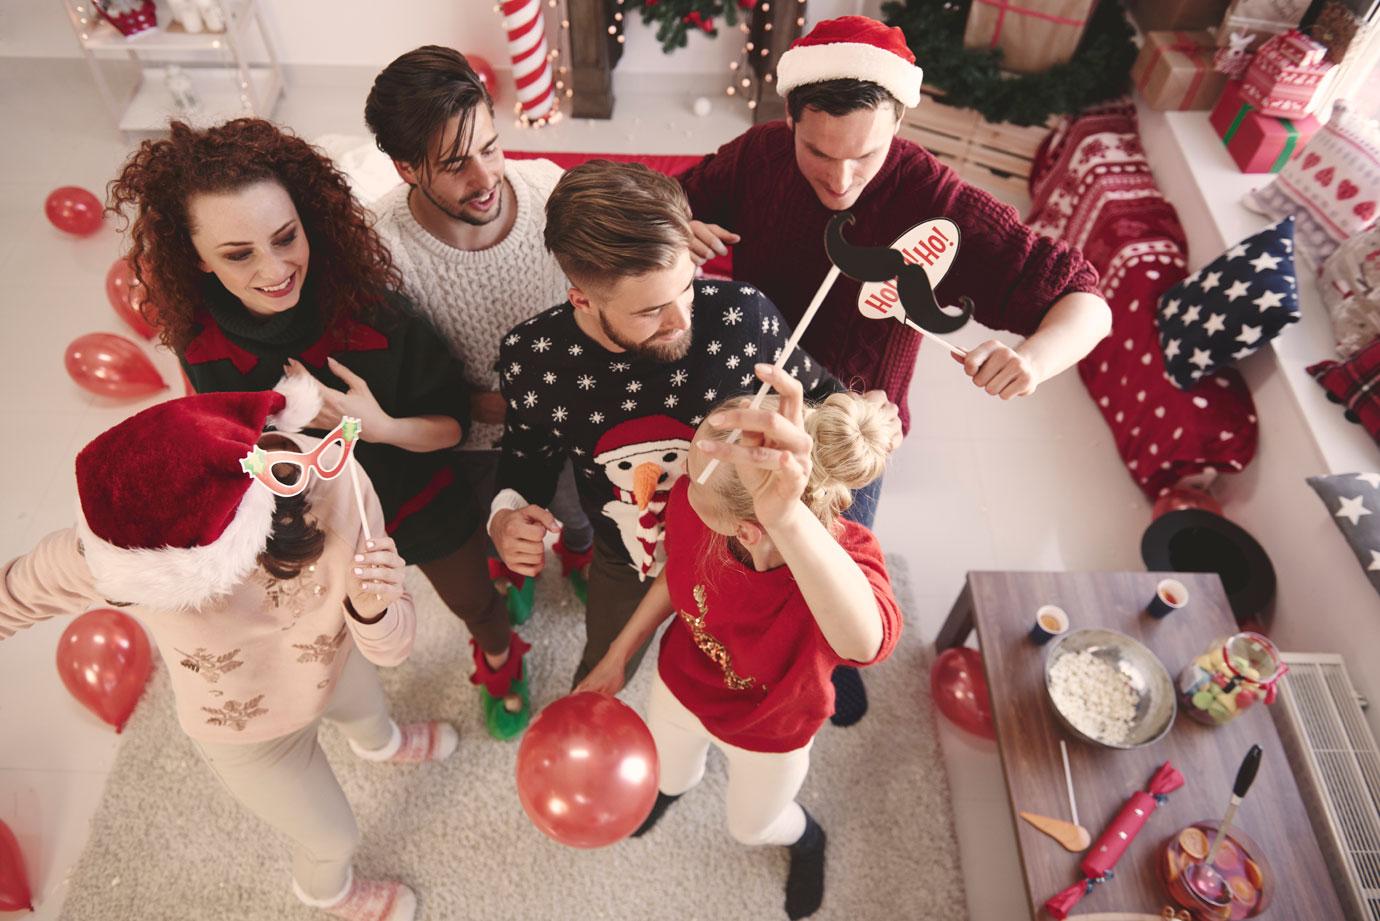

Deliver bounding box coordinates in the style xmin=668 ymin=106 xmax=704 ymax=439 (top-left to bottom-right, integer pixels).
xmin=371 ymin=158 xmax=570 ymax=451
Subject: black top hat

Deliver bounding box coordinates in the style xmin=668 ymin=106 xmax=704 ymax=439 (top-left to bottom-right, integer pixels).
xmin=1141 ymin=510 xmax=1276 ymax=629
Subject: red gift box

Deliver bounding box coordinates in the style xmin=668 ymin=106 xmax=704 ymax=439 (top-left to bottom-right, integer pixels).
xmin=1240 ymin=29 xmax=1335 ymax=117
xmin=1211 ymin=79 xmax=1320 ymax=173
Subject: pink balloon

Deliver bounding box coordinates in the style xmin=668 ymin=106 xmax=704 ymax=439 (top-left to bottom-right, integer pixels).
xmin=931 ymin=647 xmax=995 ymax=740
xmin=104 ymin=258 xmax=158 ymax=339
xmin=468 ymin=53 xmax=500 ymax=102
xmin=64 ymin=332 xmax=166 ymax=399
xmin=56 ymin=609 xmax=152 ymax=733
xmin=0 ymin=819 xmax=32 ymax=912
xmin=516 ymin=692 xmax=659 ymax=848
xmin=45 ymin=186 xmax=104 ymax=236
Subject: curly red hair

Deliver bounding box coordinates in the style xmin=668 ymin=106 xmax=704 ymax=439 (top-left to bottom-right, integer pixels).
xmin=107 ymin=118 xmax=401 ymax=351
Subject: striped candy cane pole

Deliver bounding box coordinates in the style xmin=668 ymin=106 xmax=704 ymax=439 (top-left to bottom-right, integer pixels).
xmin=502 ymin=0 xmax=556 ymax=122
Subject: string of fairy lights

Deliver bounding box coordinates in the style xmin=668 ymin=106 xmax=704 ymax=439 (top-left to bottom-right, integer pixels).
xmin=725 ymin=0 xmax=804 ymax=112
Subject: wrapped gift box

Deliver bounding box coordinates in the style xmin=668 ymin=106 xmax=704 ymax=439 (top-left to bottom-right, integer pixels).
xmin=1211 ymin=79 xmax=1321 ymax=172
xmin=1216 ymin=0 xmax=1312 ymax=46
xmin=1240 ymin=29 xmax=1334 ymax=117
xmin=1132 ymin=31 xmax=1229 ymax=109
xmin=1125 ymin=0 xmax=1230 ymax=30
xmin=962 ymin=0 xmax=1096 ymax=74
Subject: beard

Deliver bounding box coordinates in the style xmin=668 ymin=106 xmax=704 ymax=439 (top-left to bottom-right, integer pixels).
xmin=415 ymin=179 xmax=503 ymax=227
xmin=598 ymin=310 xmax=694 ymax=363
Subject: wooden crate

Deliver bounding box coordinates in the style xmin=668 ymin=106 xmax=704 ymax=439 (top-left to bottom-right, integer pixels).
xmin=898 ymin=86 xmax=1055 ymax=200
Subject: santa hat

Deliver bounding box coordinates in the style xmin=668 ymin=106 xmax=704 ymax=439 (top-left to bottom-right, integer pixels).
xmin=776 ymin=16 xmax=923 ymax=109
xmin=74 ymin=374 xmax=322 ymax=611
xmin=593 ymin=415 xmax=694 ymax=468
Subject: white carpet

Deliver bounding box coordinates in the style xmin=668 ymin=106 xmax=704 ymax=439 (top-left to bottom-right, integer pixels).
xmin=57 ymin=556 xmax=965 ymax=921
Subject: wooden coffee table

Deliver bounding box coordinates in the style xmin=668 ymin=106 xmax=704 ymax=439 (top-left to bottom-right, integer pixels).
xmin=937 ymin=571 xmax=1344 ymax=920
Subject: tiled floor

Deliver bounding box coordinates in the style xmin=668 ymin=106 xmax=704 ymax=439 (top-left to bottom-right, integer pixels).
xmin=0 ymin=59 xmax=1153 ymax=919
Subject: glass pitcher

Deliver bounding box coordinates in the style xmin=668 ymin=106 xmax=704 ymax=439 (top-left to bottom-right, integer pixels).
xmin=1177 ymin=632 xmax=1288 ymax=726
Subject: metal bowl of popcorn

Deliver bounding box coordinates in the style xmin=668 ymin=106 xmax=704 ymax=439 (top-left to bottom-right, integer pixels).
xmin=1043 ymin=628 xmax=1176 ymax=749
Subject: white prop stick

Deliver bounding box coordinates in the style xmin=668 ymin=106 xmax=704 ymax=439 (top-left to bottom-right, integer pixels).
xmin=696 ymin=264 xmax=841 ymax=485
xmin=348 ymin=460 xmax=373 ymax=543
xmin=901 ymin=316 xmax=968 ymax=357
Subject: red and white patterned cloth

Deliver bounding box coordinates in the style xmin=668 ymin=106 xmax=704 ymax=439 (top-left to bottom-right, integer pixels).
xmin=1028 ymin=103 xmax=1260 ymax=497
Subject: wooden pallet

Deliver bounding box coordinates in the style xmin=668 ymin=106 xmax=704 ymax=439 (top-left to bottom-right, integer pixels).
xmin=898 ymin=86 xmax=1056 ymax=200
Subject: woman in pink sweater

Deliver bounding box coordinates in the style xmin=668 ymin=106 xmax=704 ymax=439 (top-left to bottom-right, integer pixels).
xmin=0 ymin=382 xmax=451 ymax=921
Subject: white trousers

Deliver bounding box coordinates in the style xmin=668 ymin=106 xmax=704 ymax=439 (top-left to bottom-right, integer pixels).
xmin=647 ymin=671 xmax=811 ymax=847
xmin=194 ymin=647 xmax=395 ymax=901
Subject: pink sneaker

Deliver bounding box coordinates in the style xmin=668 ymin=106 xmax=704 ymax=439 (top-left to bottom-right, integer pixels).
xmin=349 ymin=720 xmax=458 ymax=764
xmin=294 ymin=874 xmax=416 ymax=921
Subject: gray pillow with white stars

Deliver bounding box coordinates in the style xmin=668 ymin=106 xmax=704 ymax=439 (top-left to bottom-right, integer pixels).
xmin=1307 ymin=472 xmax=1380 ymax=596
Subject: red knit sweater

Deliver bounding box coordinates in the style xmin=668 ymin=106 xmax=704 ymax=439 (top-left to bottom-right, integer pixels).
xmin=657 ymin=479 xmax=902 ymax=753
xmin=679 ymin=122 xmax=1102 ymax=433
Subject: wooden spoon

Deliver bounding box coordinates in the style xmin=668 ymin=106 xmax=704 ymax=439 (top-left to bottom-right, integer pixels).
xmin=1020 ymin=811 xmax=1092 ymax=851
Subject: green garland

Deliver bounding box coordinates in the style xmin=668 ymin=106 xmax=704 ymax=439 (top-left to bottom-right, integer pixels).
xmin=626 ymin=0 xmax=755 ymax=53
xmin=882 ymin=0 xmax=1138 ymax=126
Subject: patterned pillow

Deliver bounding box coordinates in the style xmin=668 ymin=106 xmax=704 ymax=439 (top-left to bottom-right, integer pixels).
xmin=1243 ymin=103 xmax=1380 ymax=266
xmin=1308 ymin=337 xmax=1380 ymax=444
xmin=1319 ymin=222 xmax=1380 ymax=357
xmin=1156 ymin=218 xmax=1300 ymax=389
xmin=1306 ymin=472 xmax=1380 ymax=596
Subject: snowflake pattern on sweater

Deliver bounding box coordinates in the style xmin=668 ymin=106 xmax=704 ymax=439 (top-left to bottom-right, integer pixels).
xmin=496 ymin=280 xmax=838 ymax=576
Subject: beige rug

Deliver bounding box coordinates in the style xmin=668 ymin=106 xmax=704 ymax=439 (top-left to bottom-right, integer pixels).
xmin=58 ymin=556 xmax=966 ymax=921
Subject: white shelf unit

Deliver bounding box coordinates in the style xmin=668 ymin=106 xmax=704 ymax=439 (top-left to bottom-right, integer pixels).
xmin=63 ymin=0 xmax=284 ymax=139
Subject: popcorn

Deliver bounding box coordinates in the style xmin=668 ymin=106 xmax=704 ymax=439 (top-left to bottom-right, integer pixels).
xmin=1049 ymin=649 xmax=1141 ymax=744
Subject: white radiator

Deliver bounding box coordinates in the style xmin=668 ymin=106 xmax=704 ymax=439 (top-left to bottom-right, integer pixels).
xmin=1272 ymin=652 xmax=1380 ymax=921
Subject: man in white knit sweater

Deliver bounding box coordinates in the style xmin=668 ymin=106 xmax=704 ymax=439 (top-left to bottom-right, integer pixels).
xmin=364 ymin=46 xmax=593 ymax=739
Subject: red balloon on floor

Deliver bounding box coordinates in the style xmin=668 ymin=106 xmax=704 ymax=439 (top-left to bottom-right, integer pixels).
xmin=45 ymin=186 xmax=104 ymax=236
xmin=0 ymin=818 xmax=32 ymax=912
xmin=64 ymin=332 xmax=166 ymax=399
xmin=468 ymin=53 xmax=499 ymax=101
xmin=56 ymin=609 xmax=152 ymax=733
xmin=105 ymin=257 xmax=157 ymax=339
xmin=931 ymin=647 xmax=995 ymax=740
xmin=516 ymin=692 xmax=659 ymax=848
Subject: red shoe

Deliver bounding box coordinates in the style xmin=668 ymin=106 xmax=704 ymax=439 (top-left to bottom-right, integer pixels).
xmin=553 ymin=534 xmax=592 ymax=605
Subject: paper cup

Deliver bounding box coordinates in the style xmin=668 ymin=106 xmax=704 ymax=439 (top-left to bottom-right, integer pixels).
xmin=1029 ymin=604 xmax=1069 ymax=645
xmin=1148 ymin=578 xmax=1189 ymax=618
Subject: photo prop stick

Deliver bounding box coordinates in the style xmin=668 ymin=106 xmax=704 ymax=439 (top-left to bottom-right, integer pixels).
xmin=240 ymin=416 xmax=372 ymax=541
xmin=853 ymin=219 xmax=973 ymax=356
xmin=696 ymin=212 xmax=974 ymax=485
xmin=1045 ymin=761 xmax=1186 ymax=919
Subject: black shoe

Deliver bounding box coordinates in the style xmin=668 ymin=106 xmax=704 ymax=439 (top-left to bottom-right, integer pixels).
xmin=829 ymin=665 xmax=868 ymax=727
xmin=631 ymin=791 xmax=681 ymax=838
xmin=785 ymin=810 xmax=827 ymax=919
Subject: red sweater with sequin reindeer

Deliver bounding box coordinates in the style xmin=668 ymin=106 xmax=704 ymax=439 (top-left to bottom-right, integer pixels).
xmin=657 ymin=479 xmax=903 ymax=753
xmin=678 ymin=121 xmax=1102 ymax=434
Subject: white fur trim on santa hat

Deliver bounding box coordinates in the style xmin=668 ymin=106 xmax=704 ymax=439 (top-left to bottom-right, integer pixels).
xmin=776 ymin=43 xmax=923 ymax=108
xmin=268 ymin=373 xmax=323 ymax=434
xmin=75 ymin=482 xmax=277 ymax=611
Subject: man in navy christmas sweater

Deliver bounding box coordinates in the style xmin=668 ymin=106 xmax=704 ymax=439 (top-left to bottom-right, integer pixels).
xmin=488 ymin=161 xmax=902 ymax=720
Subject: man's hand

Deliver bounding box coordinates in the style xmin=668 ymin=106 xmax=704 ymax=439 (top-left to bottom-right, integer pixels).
xmin=489 ymin=504 xmax=560 ymax=577
xmin=688 ymin=220 xmax=741 ymax=266
xmin=952 ymin=340 xmax=1042 ymax=400
xmin=471 ymin=390 xmax=508 ymax=426
xmin=574 ymin=652 xmax=628 ymax=698
xmin=861 ymin=390 xmax=903 ymax=453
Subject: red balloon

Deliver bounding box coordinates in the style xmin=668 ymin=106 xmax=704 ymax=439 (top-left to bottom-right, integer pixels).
xmin=104 ymin=258 xmax=158 ymax=339
xmin=1152 ymin=487 xmax=1224 ymax=520
xmin=45 ymin=186 xmax=104 ymax=236
xmin=931 ymin=647 xmax=995 ymax=740
xmin=516 ymin=692 xmax=659 ymax=848
xmin=0 ymin=818 xmax=32 ymax=912
xmin=56 ymin=609 xmax=152 ymax=733
xmin=64 ymin=332 xmax=166 ymax=399
xmin=468 ymin=53 xmax=500 ymax=102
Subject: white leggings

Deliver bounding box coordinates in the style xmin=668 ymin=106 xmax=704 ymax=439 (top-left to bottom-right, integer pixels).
xmin=194 ymin=647 xmax=395 ymax=902
xmin=647 ymin=671 xmax=812 ymax=847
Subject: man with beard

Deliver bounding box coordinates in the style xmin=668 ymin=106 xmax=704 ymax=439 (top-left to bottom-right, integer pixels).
xmin=489 ymin=161 xmax=902 ymax=699
xmin=364 ymin=46 xmax=594 ymax=738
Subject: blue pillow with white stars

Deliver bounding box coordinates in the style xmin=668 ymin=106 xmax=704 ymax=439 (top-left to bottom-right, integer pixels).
xmin=1156 ymin=217 xmax=1300 ymax=390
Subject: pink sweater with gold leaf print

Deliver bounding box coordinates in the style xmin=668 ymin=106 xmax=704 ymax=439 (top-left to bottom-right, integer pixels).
xmin=0 ymin=468 xmax=414 ymax=744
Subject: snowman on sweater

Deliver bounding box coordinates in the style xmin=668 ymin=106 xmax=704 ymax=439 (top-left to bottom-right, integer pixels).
xmin=592 ymin=416 xmax=693 ymax=581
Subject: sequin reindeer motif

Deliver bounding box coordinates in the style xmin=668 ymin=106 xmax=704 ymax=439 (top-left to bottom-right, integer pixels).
xmin=678 ymin=584 xmax=759 ymax=692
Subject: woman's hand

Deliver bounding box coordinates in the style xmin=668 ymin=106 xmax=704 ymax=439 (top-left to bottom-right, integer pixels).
xmin=347 ymin=535 xmax=406 ymax=622
xmin=697 ymin=363 xmax=812 ymax=529
xmin=574 ymin=650 xmax=628 ymax=697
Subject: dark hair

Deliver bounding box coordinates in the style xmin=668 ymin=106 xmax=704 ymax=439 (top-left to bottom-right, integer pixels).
xmin=365 ymin=45 xmax=494 ymax=180
xmin=107 ymin=118 xmax=400 ymax=352
xmin=544 ymin=160 xmax=693 ymax=286
xmin=786 ymin=78 xmax=904 ymax=121
xmin=255 ymin=434 xmax=326 ymax=581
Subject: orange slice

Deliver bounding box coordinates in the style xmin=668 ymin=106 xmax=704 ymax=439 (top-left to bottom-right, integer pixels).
xmin=1245 ymin=858 xmax=1263 ymax=889
xmin=1229 ymin=875 xmax=1254 ymax=903
xmin=1179 ymin=826 xmax=1209 ymax=861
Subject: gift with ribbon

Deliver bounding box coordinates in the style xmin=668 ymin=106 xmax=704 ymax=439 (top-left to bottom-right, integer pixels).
xmin=961 ymin=0 xmax=1096 ymax=74
xmin=1210 ymin=78 xmax=1321 ymax=172
xmin=1240 ymin=29 xmax=1335 ymax=117
xmin=1216 ymin=0 xmax=1313 ymax=47
xmin=1132 ymin=31 xmax=1229 ymax=110
xmin=1125 ymin=0 xmax=1231 ymax=31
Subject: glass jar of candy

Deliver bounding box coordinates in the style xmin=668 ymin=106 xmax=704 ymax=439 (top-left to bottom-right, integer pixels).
xmin=1177 ymin=632 xmax=1288 ymax=727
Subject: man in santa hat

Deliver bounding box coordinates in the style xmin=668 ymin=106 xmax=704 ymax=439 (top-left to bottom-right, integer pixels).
xmin=679 ymin=15 xmax=1112 ymax=529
